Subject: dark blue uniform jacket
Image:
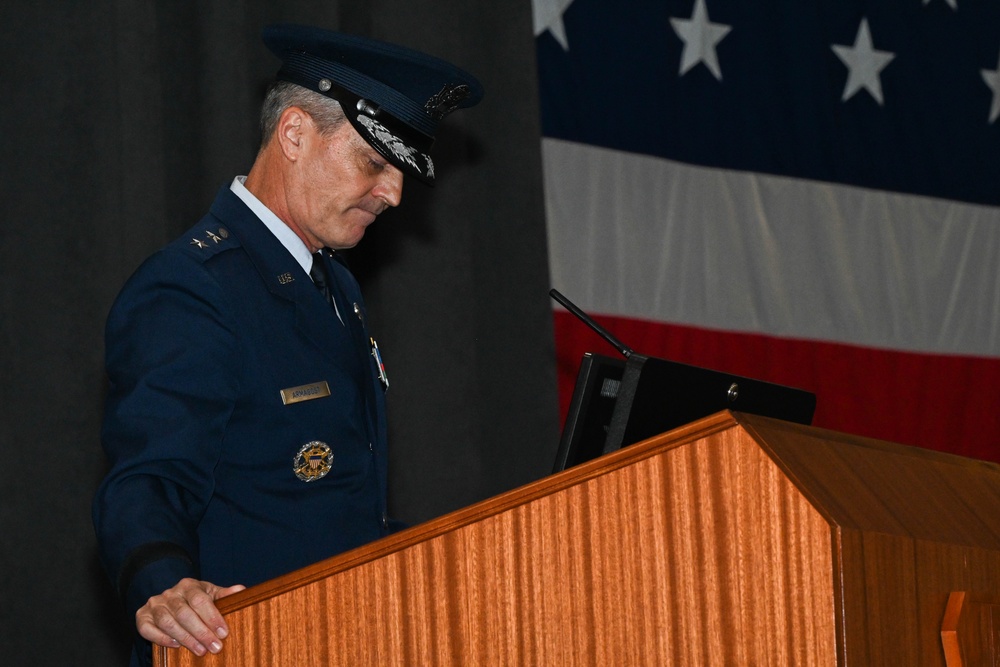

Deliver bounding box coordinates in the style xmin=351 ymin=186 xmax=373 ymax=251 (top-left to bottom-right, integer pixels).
xmin=93 ymin=186 xmax=391 ymax=638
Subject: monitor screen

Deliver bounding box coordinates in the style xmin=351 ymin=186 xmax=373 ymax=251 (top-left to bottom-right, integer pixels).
xmin=552 ymin=351 xmax=816 ymax=473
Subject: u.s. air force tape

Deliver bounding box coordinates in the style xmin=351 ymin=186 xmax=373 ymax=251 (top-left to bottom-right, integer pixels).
xmin=280 ymin=381 xmax=331 ymax=405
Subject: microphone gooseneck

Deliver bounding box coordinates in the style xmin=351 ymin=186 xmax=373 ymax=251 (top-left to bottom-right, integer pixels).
xmin=549 ymin=288 xmax=634 ymax=359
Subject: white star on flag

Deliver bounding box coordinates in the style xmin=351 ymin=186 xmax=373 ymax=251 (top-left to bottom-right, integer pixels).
xmin=670 ymin=0 xmax=732 ymax=81
xmin=535 ymin=0 xmax=1000 ymax=473
xmin=982 ymin=50 xmax=1000 ymax=123
xmin=533 ymin=0 xmax=577 ymax=51
xmin=832 ymin=18 xmax=896 ymax=106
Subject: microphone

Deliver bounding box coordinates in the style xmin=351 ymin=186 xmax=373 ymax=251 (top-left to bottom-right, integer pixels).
xmin=549 ymin=289 xmax=634 ymax=359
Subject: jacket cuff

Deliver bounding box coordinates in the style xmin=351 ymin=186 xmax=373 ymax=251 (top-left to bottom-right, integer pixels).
xmin=119 ymin=542 xmax=197 ymax=616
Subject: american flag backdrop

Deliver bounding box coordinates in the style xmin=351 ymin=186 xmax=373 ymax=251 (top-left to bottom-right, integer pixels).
xmin=534 ymin=0 xmax=1000 ymax=462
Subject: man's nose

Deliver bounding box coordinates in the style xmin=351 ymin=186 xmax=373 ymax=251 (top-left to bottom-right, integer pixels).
xmin=374 ymin=166 xmax=404 ymax=209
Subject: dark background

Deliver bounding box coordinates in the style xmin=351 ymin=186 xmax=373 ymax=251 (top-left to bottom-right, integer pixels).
xmin=0 ymin=1 xmax=557 ymax=664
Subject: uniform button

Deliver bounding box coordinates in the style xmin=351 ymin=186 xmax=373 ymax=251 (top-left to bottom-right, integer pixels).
xmin=381 ymin=512 xmax=389 ymax=530
xmin=368 ymin=442 xmax=374 ymax=452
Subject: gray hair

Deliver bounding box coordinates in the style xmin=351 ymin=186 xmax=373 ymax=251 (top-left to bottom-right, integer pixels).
xmin=258 ymin=81 xmax=348 ymax=149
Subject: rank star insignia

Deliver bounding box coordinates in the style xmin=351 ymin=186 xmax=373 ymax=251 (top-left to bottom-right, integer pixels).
xmin=293 ymin=441 xmax=333 ymax=482
xmin=206 ymin=230 xmax=222 ymax=243
xmin=190 ymin=238 xmax=208 ymax=249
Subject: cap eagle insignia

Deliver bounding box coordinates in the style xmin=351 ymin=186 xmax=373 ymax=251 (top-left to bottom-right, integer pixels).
xmin=424 ymin=83 xmax=471 ymax=119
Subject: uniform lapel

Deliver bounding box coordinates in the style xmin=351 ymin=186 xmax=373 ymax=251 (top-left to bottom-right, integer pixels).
xmin=325 ymin=251 xmax=382 ymax=445
xmin=206 ymin=187 xmax=360 ymax=369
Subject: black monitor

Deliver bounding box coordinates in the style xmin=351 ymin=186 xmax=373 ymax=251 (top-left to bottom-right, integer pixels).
xmin=549 ymin=289 xmax=816 ymax=473
xmin=552 ymin=353 xmax=626 ymax=472
xmin=552 ymin=351 xmax=816 ymax=473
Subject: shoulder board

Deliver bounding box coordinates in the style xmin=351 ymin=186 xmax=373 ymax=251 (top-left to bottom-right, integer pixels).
xmin=181 ymin=223 xmax=240 ymax=260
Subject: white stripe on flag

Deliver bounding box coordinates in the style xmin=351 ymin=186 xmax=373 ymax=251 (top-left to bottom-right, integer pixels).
xmin=543 ymin=137 xmax=1000 ymax=357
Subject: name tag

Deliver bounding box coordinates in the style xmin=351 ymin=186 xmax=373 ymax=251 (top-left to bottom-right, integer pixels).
xmin=280 ymin=381 xmax=331 ymax=405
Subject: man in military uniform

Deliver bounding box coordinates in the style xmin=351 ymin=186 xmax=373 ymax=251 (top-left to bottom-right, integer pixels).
xmin=92 ymin=24 xmax=481 ymax=666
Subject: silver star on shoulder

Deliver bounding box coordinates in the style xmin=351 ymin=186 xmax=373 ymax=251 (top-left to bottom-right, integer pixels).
xmin=982 ymin=49 xmax=1000 ymax=124
xmin=832 ymin=18 xmax=895 ymax=106
xmin=670 ymin=0 xmax=732 ymax=81
xmin=190 ymin=238 xmax=208 ymax=249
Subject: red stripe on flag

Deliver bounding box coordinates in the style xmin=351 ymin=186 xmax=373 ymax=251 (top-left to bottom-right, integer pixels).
xmin=555 ymin=311 xmax=1000 ymax=464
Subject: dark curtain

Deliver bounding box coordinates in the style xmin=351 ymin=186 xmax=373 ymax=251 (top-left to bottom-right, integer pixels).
xmin=0 ymin=1 xmax=556 ymax=664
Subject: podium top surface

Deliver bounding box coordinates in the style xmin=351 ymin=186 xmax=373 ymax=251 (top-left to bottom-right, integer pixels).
xmin=735 ymin=412 xmax=1000 ymax=549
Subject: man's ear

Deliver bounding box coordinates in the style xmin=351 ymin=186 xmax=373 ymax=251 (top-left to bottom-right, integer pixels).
xmin=275 ymin=106 xmax=311 ymax=161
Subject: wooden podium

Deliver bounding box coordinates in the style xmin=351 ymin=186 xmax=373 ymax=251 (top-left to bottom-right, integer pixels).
xmin=157 ymin=412 xmax=1000 ymax=666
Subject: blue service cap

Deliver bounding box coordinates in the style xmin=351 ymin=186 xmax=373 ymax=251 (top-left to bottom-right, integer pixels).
xmin=263 ymin=24 xmax=484 ymax=185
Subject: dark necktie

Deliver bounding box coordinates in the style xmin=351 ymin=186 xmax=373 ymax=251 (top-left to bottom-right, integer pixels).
xmin=310 ymin=252 xmax=344 ymax=324
xmin=309 ymin=252 xmax=333 ymax=304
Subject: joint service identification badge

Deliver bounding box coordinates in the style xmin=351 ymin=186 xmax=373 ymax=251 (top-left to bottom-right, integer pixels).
xmin=293 ymin=441 xmax=333 ymax=482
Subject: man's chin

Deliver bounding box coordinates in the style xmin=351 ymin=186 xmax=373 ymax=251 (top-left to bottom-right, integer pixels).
xmin=323 ymin=217 xmax=374 ymax=250
xmin=331 ymin=227 xmax=368 ymax=250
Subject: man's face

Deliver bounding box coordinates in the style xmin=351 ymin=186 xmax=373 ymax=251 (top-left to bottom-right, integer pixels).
xmin=285 ymin=116 xmax=404 ymax=251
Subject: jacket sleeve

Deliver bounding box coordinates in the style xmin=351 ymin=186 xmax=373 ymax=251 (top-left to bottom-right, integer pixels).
xmin=92 ymin=248 xmax=240 ymax=616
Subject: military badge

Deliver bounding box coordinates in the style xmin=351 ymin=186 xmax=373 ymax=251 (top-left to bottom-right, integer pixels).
xmin=424 ymin=83 xmax=472 ymax=119
xmin=292 ymin=441 xmax=333 ymax=482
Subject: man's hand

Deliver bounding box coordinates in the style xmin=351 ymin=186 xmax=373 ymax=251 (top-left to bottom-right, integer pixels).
xmin=136 ymin=578 xmax=246 ymax=657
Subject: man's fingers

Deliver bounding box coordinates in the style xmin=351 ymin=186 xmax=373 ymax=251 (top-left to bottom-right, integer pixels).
xmin=217 ymin=583 xmax=247 ymax=599
xmin=138 ymin=603 xmax=211 ymax=656
xmin=136 ymin=578 xmax=245 ymax=655
xmin=170 ymin=594 xmax=225 ymax=655
xmin=196 ymin=581 xmax=246 ymax=638
xmin=180 ymin=580 xmax=230 ymax=642
xmin=135 ymin=614 xmax=181 ymax=649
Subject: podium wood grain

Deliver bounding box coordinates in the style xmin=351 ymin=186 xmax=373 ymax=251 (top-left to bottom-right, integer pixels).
xmin=157 ymin=411 xmax=1000 ymax=666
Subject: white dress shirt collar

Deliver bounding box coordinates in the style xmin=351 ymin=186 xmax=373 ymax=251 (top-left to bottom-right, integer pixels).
xmin=230 ymin=176 xmax=312 ymax=276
